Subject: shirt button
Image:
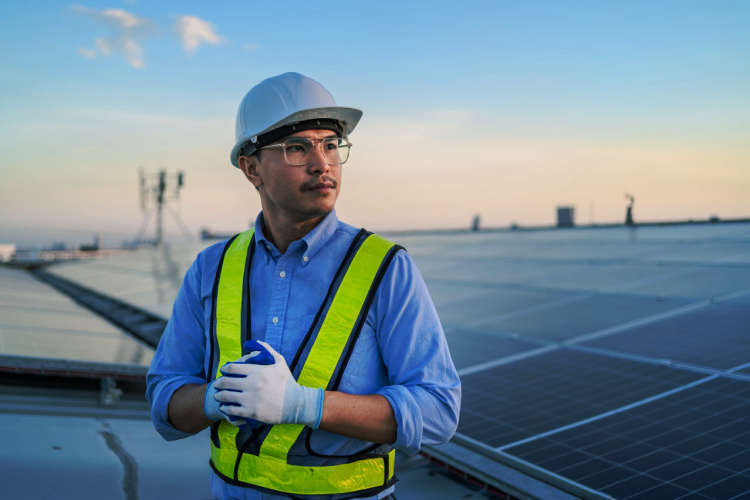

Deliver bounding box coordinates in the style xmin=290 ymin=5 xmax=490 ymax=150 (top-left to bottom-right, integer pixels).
xmin=303 ymin=255 xmax=309 ymax=262
xmin=272 ymin=317 xmax=279 ymax=324
xmin=279 ymin=271 xmax=286 ymax=278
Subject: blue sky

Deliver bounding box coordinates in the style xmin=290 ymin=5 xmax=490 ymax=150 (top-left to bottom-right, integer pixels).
xmin=1 ymin=1 xmax=749 ymax=246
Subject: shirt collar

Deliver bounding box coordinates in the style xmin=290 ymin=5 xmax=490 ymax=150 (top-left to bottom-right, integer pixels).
xmin=253 ymin=209 xmax=339 ymax=265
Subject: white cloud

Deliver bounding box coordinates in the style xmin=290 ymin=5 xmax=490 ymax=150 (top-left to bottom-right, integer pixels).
xmin=72 ymin=5 xmax=155 ymax=68
xmin=243 ymin=43 xmax=259 ymax=52
xmin=95 ymin=38 xmax=111 ymax=55
xmin=77 ymin=47 xmax=97 ymax=59
xmin=174 ymin=15 xmax=224 ymax=55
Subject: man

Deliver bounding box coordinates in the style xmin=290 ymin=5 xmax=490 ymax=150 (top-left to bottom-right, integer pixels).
xmin=147 ymin=72 xmax=461 ymax=500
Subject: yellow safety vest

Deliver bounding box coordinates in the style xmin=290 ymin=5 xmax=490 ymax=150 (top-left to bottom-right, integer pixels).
xmin=207 ymin=227 xmax=402 ymax=498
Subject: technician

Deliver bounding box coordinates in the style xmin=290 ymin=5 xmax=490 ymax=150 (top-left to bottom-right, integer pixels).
xmin=146 ymin=72 xmax=461 ymax=500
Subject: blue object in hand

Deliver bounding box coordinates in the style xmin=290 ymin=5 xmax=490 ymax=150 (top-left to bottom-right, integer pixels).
xmin=218 ymin=340 xmax=275 ymax=429
xmin=242 ymin=340 xmax=275 ymax=366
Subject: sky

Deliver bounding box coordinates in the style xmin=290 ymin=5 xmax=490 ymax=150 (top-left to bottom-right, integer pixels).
xmin=1 ymin=0 xmax=749 ymax=247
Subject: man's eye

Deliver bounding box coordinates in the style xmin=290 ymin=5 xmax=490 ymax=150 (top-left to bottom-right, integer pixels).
xmin=325 ymin=142 xmax=339 ymax=150
xmin=288 ymin=144 xmax=307 ymax=153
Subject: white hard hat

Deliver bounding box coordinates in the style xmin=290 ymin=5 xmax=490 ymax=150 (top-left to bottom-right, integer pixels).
xmin=230 ymin=72 xmax=363 ymax=168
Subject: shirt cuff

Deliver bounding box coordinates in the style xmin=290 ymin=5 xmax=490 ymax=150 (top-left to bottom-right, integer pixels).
xmin=377 ymin=385 xmax=422 ymax=456
xmin=149 ymin=375 xmax=207 ymax=441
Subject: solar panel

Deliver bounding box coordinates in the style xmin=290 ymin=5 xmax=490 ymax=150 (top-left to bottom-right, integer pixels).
xmin=728 ymin=294 xmax=750 ymax=306
xmin=458 ymin=349 xmax=703 ymax=449
xmin=526 ymin=264 xmax=689 ymax=293
xmin=472 ymin=293 xmax=692 ymax=342
xmin=417 ymin=258 xmax=592 ymax=287
xmin=0 ymin=268 xmax=154 ymax=369
xmin=620 ymin=267 xmax=750 ymax=301
xmin=49 ymin=242 xmax=211 ymax=318
xmin=424 ymin=282 xmax=498 ymax=307
xmin=639 ymin=242 xmax=750 ymax=265
xmin=503 ymin=377 xmax=750 ymax=500
xmin=443 ymin=329 xmax=540 ymax=370
xmin=583 ymin=303 xmax=750 ymax=371
xmin=434 ymin=287 xmax=574 ymax=328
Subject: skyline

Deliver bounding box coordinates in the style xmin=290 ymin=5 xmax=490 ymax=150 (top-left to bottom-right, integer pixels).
xmin=1 ymin=1 xmax=749 ymax=247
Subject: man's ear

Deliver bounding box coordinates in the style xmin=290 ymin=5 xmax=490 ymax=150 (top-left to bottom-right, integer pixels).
xmin=238 ymin=155 xmax=263 ymax=190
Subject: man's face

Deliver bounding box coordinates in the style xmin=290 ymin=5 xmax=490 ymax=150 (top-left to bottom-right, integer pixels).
xmin=240 ymin=129 xmax=342 ymax=222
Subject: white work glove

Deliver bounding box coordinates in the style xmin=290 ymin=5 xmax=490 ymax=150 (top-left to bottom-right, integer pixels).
xmin=204 ymin=379 xmax=223 ymax=421
xmin=204 ymin=350 xmax=264 ymax=421
xmin=213 ymin=341 xmax=324 ymax=428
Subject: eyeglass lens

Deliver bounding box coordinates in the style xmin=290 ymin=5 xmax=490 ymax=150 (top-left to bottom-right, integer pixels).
xmin=284 ymin=137 xmax=350 ymax=165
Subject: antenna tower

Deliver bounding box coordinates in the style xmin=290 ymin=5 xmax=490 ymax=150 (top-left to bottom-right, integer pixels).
xmin=136 ymin=169 xmax=188 ymax=246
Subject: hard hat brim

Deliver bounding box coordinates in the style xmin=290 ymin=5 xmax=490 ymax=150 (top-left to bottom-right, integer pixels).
xmin=230 ymin=106 xmax=363 ymax=168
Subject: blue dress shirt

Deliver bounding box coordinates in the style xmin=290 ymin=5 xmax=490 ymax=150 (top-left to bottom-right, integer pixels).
xmin=146 ymin=210 xmax=461 ymax=500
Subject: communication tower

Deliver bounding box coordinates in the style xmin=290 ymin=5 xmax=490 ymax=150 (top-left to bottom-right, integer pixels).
xmin=135 ymin=169 xmax=189 ymax=246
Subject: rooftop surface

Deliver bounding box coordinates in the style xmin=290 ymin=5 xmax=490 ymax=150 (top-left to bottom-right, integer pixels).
xmin=3 ymin=221 xmax=749 ymax=499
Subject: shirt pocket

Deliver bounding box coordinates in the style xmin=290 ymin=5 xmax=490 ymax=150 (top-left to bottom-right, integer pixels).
xmin=283 ymin=314 xmax=315 ymax=363
xmin=338 ymin=322 xmax=379 ymax=391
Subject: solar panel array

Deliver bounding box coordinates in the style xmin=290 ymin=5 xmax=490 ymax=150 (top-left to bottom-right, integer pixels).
xmin=395 ymin=222 xmax=750 ymax=499
xmin=46 ymin=222 xmax=750 ymax=499
xmin=0 ymin=267 xmax=154 ymax=371
xmin=48 ymin=242 xmax=212 ymax=319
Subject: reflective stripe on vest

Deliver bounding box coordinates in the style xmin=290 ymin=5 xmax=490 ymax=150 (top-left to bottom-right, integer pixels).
xmin=209 ymin=228 xmax=400 ymax=496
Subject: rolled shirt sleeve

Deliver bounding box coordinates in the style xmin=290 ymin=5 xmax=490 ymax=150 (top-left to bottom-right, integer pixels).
xmin=146 ymin=251 xmax=211 ymax=441
xmin=375 ymin=251 xmax=461 ymax=456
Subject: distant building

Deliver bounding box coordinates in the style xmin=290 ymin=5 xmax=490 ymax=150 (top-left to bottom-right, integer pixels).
xmin=557 ymin=206 xmax=575 ymax=227
xmin=0 ymin=244 xmax=16 ymax=262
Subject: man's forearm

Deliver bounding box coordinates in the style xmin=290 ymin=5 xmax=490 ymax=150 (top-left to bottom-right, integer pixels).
xmin=319 ymin=392 xmax=397 ymax=445
xmin=168 ymin=383 xmax=215 ymax=434
xmin=168 ymin=382 xmax=397 ymax=444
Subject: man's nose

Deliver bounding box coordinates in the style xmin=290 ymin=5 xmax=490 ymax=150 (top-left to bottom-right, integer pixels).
xmin=307 ymin=143 xmax=331 ymax=174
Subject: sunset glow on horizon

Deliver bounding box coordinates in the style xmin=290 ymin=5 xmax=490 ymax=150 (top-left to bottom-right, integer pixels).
xmin=2 ymin=1 xmax=748 ymax=247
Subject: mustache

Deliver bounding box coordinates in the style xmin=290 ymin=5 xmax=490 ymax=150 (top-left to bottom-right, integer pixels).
xmin=300 ymin=177 xmax=337 ymax=192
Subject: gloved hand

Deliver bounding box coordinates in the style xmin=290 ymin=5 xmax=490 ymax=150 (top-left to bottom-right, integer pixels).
xmin=204 ymin=346 xmax=268 ymax=422
xmin=204 ymin=345 xmax=270 ymax=425
xmin=213 ymin=340 xmax=324 ymax=429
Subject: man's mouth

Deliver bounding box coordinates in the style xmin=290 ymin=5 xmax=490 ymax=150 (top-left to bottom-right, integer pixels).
xmin=303 ymin=179 xmax=337 ymax=192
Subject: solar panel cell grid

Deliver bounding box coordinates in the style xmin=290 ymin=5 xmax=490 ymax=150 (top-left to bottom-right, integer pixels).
xmin=504 ymin=378 xmax=750 ymax=500
xmin=583 ymin=302 xmax=750 ymax=371
xmin=458 ymin=348 xmax=703 ymax=448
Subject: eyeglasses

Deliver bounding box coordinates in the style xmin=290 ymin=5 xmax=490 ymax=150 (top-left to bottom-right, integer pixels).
xmin=258 ymin=136 xmax=352 ymax=166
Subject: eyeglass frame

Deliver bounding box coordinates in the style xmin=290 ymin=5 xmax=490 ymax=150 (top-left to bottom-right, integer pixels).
xmin=256 ymin=135 xmax=353 ymax=166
